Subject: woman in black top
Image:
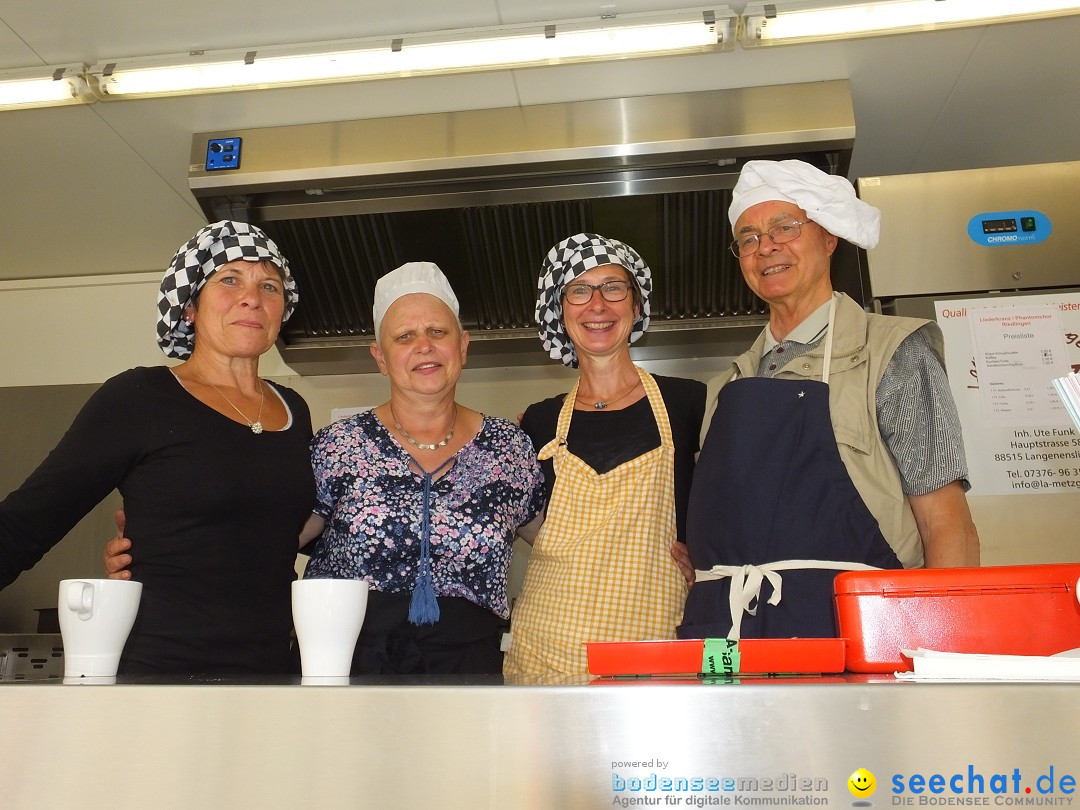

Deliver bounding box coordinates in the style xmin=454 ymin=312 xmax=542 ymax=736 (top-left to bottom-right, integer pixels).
xmin=520 ymin=375 xmax=705 ymax=547
xmin=0 ymin=221 xmax=316 ymax=674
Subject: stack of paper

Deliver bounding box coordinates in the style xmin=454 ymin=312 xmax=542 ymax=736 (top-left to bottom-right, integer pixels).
xmin=1052 ymin=371 xmax=1080 ymax=432
xmin=895 ymin=648 xmax=1080 ymax=682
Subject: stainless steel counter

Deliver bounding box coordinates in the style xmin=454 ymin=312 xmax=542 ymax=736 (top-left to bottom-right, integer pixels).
xmin=2 ymin=676 xmax=1077 ymax=810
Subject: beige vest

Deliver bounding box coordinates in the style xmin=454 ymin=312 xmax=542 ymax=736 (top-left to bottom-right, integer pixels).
xmin=700 ymin=293 xmax=942 ymax=568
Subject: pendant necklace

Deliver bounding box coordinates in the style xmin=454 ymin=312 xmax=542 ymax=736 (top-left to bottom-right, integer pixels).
xmin=390 ymin=403 xmax=457 ymax=451
xmin=194 ymin=366 xmax=267 ymax=434
xmin=575 ymin=378 xmax=641 ymax=410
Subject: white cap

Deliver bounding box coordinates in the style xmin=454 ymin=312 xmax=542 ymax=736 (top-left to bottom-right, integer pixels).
xmin=373 ymin=261 xmax=460 ymax=340
xmin=728 ymin=160 xmax=881 ymax=249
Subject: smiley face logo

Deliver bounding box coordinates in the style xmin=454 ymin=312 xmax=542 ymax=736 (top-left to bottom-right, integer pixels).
xmin=848 ymin=768 xmax=877 ymax=798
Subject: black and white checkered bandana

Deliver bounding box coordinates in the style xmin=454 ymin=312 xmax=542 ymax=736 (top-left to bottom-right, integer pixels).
xmin=156 ymin=221 xmax=297 ymax=359
xmin=535 ymin=233 xmax=652 ymax=368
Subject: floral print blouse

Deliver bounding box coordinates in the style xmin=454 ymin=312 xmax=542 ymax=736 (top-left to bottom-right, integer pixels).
xmin=305 ymin=409 xmax=546 ymax=619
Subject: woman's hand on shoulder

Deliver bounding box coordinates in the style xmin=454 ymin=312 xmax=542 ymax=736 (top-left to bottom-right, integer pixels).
xmin=515 ymin=513 xmax=545 ymax=545
xmin=298 ymin=513 xmax=326 ymax=550
xmin=103 ymin=509 xmax=133 ymax=580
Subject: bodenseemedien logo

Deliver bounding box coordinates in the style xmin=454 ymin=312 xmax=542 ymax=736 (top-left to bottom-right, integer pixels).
xmin=610 ymin=771 xmax=830 ymax=807
xmin=891 ymin=767 xmax=1076 ymax=805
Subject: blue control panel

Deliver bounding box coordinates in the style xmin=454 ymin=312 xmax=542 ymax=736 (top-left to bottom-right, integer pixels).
xmin=967 ymin=209 xmax=1051 ymax=247
xmin=205 ymin=137 xmax=242 ymax=171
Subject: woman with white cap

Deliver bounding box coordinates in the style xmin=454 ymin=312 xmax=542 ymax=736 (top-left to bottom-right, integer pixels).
xmin=679 ymin=159 xmax=979 ymax=642
xmin=300 ymin=262 xmax=545 ymax=674
xmin=1 ymin=221 xmax=316 ymax=674
xmin=503 ymin=234 xmax=705 ymax=678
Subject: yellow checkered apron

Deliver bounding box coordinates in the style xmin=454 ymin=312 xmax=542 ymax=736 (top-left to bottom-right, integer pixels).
xmin=504 ymin=367 xmax=687 ymax=677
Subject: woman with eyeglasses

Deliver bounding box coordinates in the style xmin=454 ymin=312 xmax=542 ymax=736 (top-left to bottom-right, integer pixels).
xmin=503 ymin=233 xmax=706 ymax=679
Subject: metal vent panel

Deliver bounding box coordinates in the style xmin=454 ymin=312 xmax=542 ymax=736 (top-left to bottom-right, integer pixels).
xmin=459 ymin=201 xmax=593 ymax=333
xmin=270 ymin=190 xmax=764 ymax=351
xmin=266 ymin=214 xmax=401 ymax=339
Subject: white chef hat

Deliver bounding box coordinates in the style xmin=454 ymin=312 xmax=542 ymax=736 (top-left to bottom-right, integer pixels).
xmin=728 ymin=160 xmax=881 ymax=249
xmin=372 ymin=261 xmax=460 ymax=341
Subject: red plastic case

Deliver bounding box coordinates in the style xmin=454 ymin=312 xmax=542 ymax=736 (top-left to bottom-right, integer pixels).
xmin=834 ymin=563 xmax=1080 ymax=672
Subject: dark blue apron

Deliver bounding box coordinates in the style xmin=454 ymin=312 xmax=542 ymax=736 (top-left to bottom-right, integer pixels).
xmin=678 ymin=374 xmax=902 ymax=639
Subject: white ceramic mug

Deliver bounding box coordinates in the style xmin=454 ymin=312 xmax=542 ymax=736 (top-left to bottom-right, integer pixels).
xmin=58 ymin=578 xmax=142 ymax=678
xmin=291 ymin=578 xmax=368 ymax=678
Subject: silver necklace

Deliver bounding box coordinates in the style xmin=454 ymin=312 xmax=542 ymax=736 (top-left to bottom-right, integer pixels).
xmin=390 ymin=403 xmax=457 ymax=451
xmin=575 ymin=379 xmax=640 ymax=410
xmin=194 ymin=366 xmax=266 ymax=434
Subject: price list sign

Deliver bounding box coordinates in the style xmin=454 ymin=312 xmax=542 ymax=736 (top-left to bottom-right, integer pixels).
xmin=936 ymin=293 xmax=1080 ymax=496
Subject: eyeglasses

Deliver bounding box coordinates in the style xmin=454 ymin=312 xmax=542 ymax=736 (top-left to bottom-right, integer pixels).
xmin=562 ymin=280 xmax=633 ymax=306
xmin=729 ymin=220 xmax=809 ymax=257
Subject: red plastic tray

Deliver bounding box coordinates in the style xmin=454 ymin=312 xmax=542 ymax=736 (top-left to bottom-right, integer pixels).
xmin=588 ymin=676 xmax=850 ymax=685
xmin=834 ymin=563 xmax=1080 ymax=672
xmin=585 ymin=638 xmax=845 ymax=676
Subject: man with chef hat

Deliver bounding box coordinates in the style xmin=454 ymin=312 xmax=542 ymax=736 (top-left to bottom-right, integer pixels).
xmin=678 ymin=159 xmax=981 ymax=641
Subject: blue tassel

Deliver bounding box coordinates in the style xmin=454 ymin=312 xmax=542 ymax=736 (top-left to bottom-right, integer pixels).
xmin=408 ymin=453 xmax=452 ymax=627
xmin=408 ymin=570 xmax=440 ymax=625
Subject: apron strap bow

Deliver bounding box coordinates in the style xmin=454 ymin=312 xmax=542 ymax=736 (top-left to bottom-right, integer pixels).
xmin=695 ymin=559 xmax=881 ymax=641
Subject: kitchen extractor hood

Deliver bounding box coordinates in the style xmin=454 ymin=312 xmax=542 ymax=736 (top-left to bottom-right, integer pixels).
xmin=188 ymin=79 xmax=863 ymax=374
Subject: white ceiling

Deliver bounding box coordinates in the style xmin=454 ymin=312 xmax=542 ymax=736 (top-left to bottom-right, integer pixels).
xmin=1 ymin=1 xmax=1078 ymax=281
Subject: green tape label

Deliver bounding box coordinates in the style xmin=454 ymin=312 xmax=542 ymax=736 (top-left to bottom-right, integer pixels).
xmin=702 ymin=638 xmax=740 ymax=675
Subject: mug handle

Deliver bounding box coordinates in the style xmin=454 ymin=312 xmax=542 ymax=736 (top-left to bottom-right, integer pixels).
xmin=65 ymin=581 xmax=94 ymax=621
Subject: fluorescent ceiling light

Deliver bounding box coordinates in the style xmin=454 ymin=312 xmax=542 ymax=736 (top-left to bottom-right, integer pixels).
xmin=741 ymin=0 xmax=1080 ymax=46
xmin=89 ymin=8 xmax=735 ymax=99
xmin=0 ymin=66 xmax=92 ymax=111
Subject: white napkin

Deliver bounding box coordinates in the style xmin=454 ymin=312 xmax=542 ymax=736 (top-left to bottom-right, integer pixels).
xmin=1052 ymin=371 xmax=1080 ymax=432
xmin=895 ymin=647 xmax=1080 ymax=682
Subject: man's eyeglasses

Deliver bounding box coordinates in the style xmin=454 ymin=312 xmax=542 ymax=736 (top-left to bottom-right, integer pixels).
xmin=729 ymin=221 xmax=808 ymax=257
xmin=562 ymin=280 xmax=632 ymax=306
